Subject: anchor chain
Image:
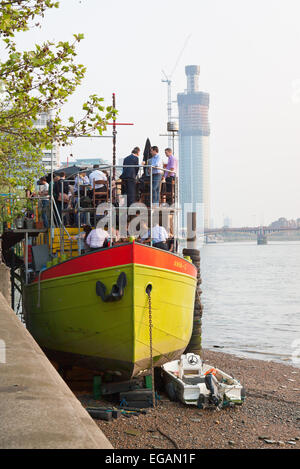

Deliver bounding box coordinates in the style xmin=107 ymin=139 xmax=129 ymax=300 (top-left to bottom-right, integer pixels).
xmin=146 ymin=284 xmax=155 ymax=408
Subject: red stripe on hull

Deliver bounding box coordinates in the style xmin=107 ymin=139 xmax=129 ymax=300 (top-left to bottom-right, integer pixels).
xmin=133 ymin=243 xmax=197 ymax=278
xmin=35 ymin=243 xmax=197 ymax=282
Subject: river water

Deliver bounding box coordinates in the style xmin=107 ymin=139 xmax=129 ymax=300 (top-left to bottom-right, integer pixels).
xmin=200 ymin=241 xmax=300 ymax=367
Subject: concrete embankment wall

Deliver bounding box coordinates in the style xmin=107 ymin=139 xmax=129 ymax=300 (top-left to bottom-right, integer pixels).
xmin=0 ymin=292 xmax=112 ymax=449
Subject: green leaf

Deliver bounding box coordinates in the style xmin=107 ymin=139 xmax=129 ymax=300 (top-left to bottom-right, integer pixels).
xmin=0 ymin=0 xmax=115 ymax=190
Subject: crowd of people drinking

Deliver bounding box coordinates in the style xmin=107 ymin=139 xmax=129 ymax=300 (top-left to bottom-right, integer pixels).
xmin=33 ymin=146 xmax=177 ymax=252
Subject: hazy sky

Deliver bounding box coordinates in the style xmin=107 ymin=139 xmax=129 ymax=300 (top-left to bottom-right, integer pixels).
xmin=15 ymin=0 xmax=300 ymax=226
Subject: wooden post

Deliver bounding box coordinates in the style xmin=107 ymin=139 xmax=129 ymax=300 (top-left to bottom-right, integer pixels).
xmin=183 ymin=212 xmax=203 ymax=356
xmin=186 ymin=212 xmax=197 ymax=249
xmin=93 ymin=375 xmax=102 ymax=400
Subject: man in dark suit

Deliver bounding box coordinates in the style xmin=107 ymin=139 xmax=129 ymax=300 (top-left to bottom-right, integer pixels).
xmin=120 ymin=147 xmax=140 ymax=207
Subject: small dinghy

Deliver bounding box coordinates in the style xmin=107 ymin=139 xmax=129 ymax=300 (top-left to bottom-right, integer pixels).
xmin=161 ymin=353 xmax=245 ymax=409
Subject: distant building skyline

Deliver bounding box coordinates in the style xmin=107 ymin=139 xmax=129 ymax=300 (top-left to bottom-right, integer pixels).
xmin=269 ymin=217 xmax=300 ymax=229
xmin=34 ymin=112 xmax=60 ymax=171
xmin=223 ymin=216 xmax=232 ymax=228
xmin=177 ymin=65 xmax=210 ymax=229
xmin=70 ymin=157 xmax=109 ymax=167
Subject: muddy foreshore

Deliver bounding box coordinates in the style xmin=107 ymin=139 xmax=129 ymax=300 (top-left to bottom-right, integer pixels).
xmin=75 ymin=349 xmax=300 ymax=449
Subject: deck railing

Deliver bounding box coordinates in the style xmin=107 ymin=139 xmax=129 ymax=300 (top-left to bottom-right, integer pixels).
xmin=57 ymin=164 xmax=179 ymax=256
xmin=0 ymin=164 xmax=183 ymax=283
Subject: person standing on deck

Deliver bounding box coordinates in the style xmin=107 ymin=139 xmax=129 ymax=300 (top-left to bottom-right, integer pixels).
xmin=120 ymin=147 xmax=140 ymax=207
xmin=149 ymin=146 xmax=163 ymax=205
xmin=163 ymin=148 xmax=177 ymax=203
xmin=38 ymin=177 xmax=50 ymax=228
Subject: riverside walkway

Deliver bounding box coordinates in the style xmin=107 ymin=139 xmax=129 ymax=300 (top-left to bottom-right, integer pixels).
xmin=0 ymin=292 xmax=112 ymax=449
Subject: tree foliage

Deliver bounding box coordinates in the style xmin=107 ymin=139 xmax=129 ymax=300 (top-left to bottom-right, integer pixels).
xmin=0 ymin=0 xmax=114 ymax=189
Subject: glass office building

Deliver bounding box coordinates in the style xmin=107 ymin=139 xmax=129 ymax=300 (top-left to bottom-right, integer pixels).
xmin=177 ymin=65 xmax=210 ymax=229
xmin=34 ymin=112 xmax=60 ymax=171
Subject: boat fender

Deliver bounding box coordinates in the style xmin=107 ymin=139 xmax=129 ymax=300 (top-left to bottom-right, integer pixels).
xmin=165 ymin=381 xmax=177 ymax=401
xmin=96 ymin=272 xmax=127 ymax=302
xmin=204 ymin=373 xmax=220 ymax=407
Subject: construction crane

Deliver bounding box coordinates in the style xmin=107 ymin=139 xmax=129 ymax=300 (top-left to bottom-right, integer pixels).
xmin=161 ymin=35 xmax=191 ymax=147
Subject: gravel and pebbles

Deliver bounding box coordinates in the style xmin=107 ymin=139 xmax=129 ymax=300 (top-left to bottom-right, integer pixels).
xmin=75 ymin=349 xmax=300 ymax=449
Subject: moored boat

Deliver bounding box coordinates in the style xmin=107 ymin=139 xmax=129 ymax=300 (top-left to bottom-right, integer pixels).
xmin=24 ymin=242 xmax=197 ymax=379
xmin=161 ymin=353 xmax=245 ymax=408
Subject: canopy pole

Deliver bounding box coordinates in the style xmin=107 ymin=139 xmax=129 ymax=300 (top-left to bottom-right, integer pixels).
xmin=112 ymin=93 xmax=116 ymax=180
xmin=48 ymin=119 xmax=54 ymax=257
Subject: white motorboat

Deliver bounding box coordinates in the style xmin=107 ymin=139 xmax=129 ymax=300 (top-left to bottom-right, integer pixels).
xmin=161 ymin=353 xmax=245 ymax=408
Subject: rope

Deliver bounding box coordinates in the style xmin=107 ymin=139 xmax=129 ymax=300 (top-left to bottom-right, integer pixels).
xmin=156 ymin=426 xmax=180 ymax=449
xmin=146 ymin=284 xmax=155 ymax=408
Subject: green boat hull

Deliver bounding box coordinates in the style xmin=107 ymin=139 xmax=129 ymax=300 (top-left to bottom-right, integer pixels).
xmin=24 ymin=244 xmax=197 ymax=378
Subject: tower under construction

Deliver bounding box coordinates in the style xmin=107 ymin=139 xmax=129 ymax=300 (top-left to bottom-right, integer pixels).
xmin=177 ymin=65 xmax=210 ymax=230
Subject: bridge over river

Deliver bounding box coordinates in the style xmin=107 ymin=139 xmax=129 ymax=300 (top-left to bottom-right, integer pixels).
xmin=203 ymin=226 xmax=300 ymax=244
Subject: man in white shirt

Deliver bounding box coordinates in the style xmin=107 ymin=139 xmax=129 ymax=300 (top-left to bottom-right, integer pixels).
xmin=149 ymin=146 xmax=163 ymax=205
xmin=86 ymin=227 xmax=109 ymax=250
xmin=141 ymin=222 xmax=169 ymax=250
xmin=89 ymin=164 xmax=107 ymax=191
xmin=38 ymin=177 xmax=49 ymax=196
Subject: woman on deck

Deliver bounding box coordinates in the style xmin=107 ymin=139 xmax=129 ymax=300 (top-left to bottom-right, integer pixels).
xmin=71 ymin=225 xmax=93 ymax=253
